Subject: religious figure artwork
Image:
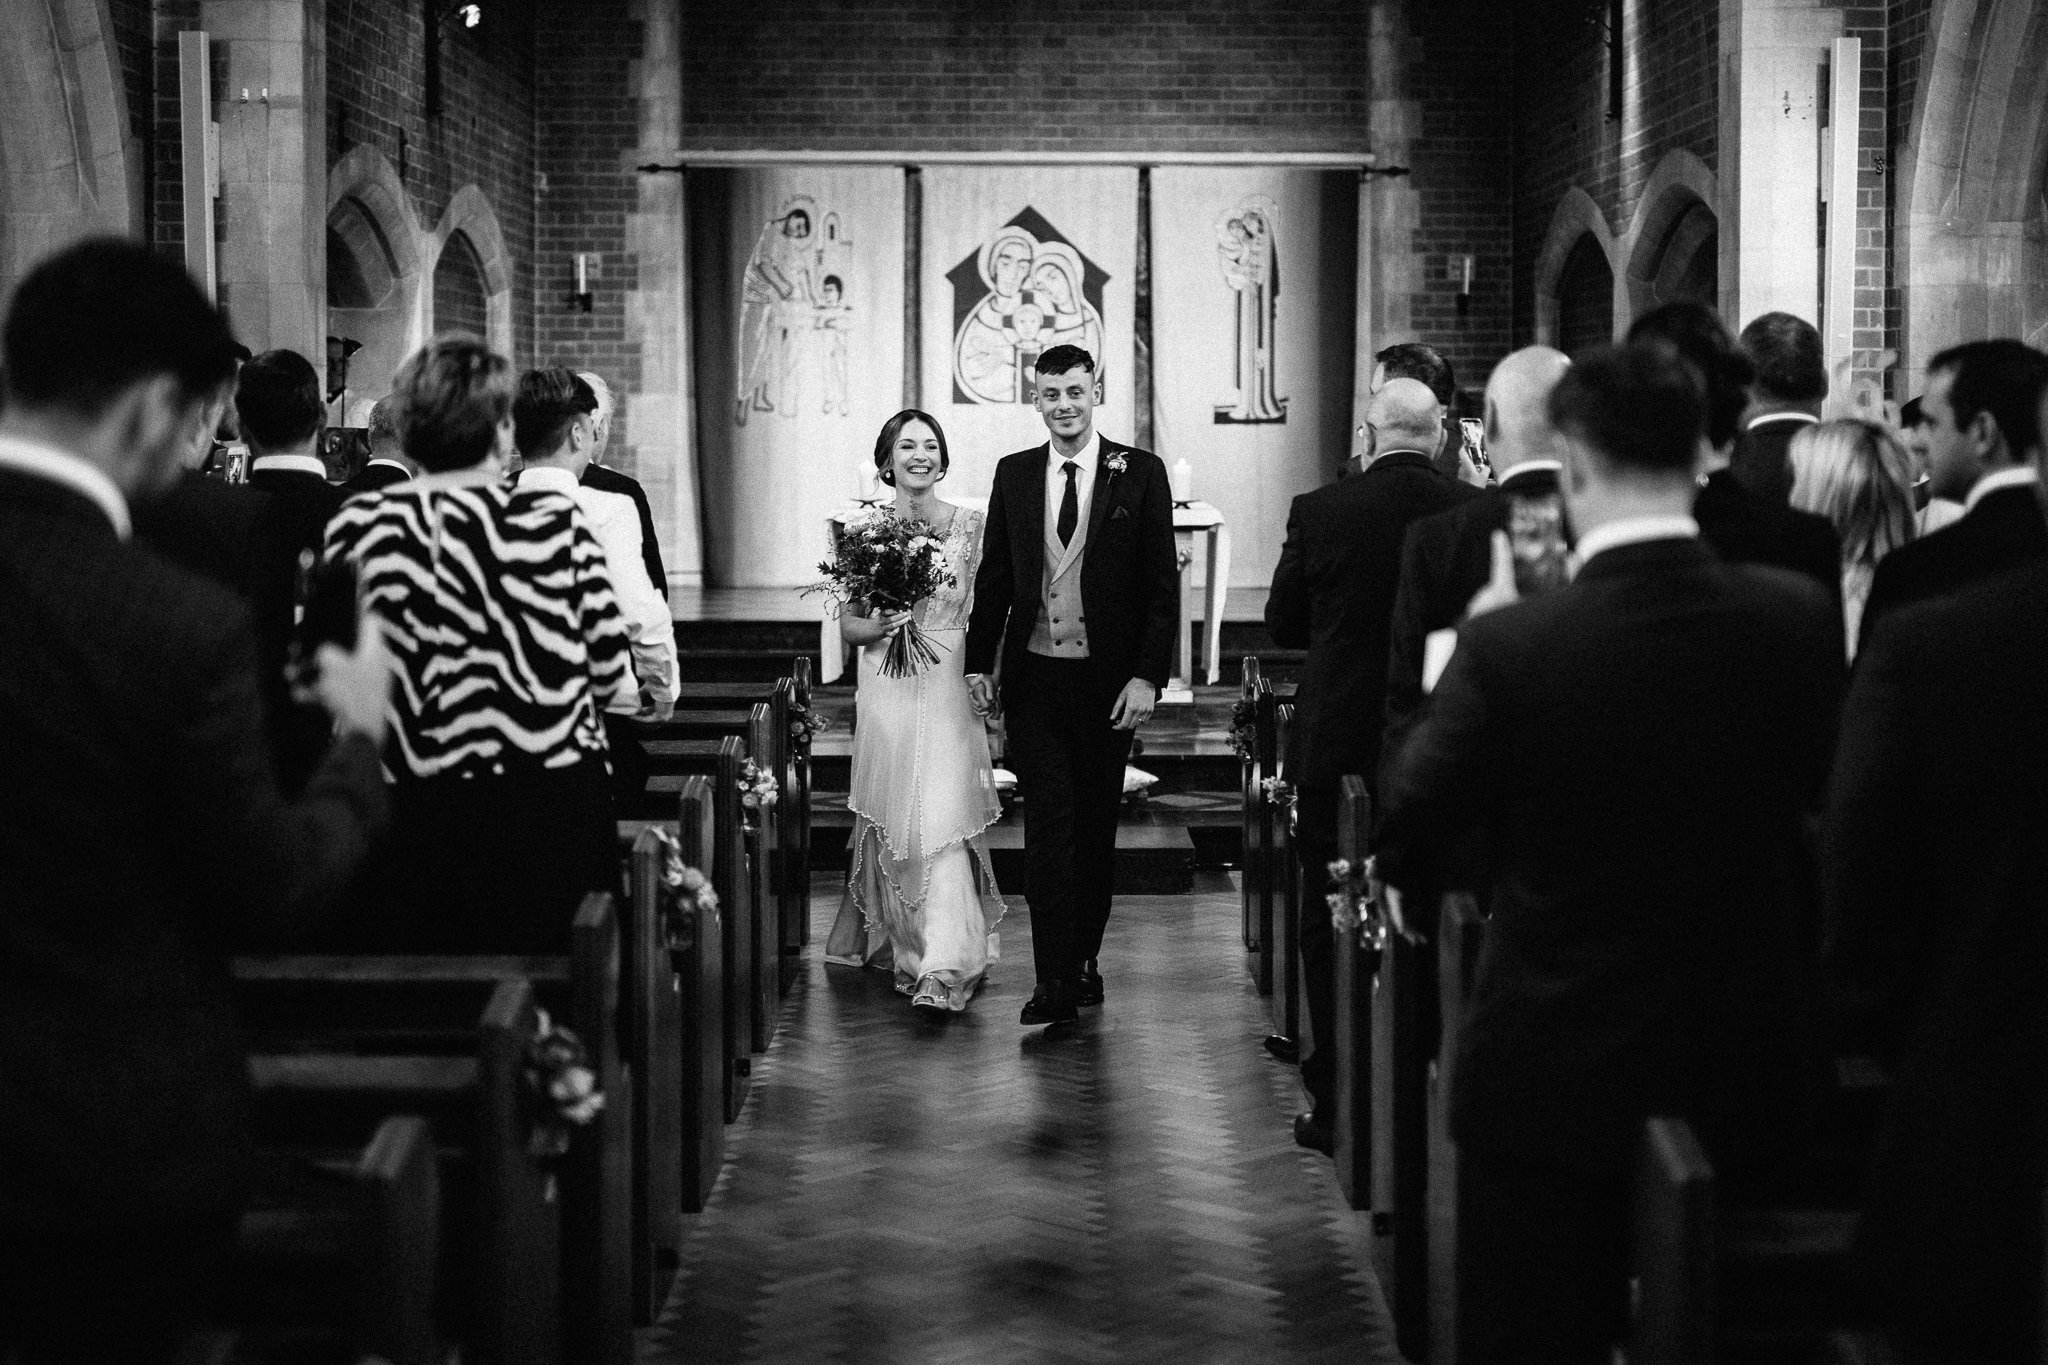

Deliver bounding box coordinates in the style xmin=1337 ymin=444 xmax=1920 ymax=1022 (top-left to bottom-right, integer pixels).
xmin=735 ymin=197 xmax=857 ymax=426
xmin=948 ymin=208 xmax=1108 ymax=405
xmin=1213 ymin=194 xmax=1287 ymax=424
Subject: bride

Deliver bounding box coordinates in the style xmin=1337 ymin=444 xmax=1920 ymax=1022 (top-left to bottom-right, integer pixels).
xmin=824 ymin=409 xmax=1005 ymax=1015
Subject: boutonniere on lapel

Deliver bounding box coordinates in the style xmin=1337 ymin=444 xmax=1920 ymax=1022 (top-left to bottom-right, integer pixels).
xmin=1103 ymin=450 xmax=1128 ymax=480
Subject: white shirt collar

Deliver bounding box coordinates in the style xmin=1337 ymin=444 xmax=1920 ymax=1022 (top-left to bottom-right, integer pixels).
xmin=1499 ymin=459 xmax=1562 ymax=484
xmin=251 ymin=452 xmax=329 ymax=478
xmin=1965 ymin=465 xmax=2038 ymax=512
xmin=0 ymin=433 xmax=132 ymax=539
xmin=1574 ymin=514 xmax=1699 ymax=567
xmin=365 ymin=457 xmax=413 ymax=477
xmin=1746 ymin=411 xmax=1819 ymax=431
xmin=518 ymin=465 xmax=581 ymax=494
xmin=1047 ymin=430 xmax=1101 ymax=473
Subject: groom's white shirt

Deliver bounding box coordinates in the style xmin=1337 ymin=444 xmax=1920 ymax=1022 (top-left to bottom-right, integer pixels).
xmin=1030 ymin=431 xmax=1099 ymax=659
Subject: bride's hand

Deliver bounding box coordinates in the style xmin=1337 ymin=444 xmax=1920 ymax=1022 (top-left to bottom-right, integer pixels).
xmin=881 ymin=610 xmax=915 ymax=635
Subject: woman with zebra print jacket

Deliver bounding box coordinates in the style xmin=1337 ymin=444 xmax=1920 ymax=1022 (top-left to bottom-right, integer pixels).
xmin=321 ymin=333 xmax=636 ymax=953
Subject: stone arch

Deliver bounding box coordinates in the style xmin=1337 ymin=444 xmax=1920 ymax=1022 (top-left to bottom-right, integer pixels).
xmin=1533 ymin=186 xmax=1619 ymax=349
xmin=1618 ymin=150 xmax=1721 ymax=325
xmin=1896 ymin=0 xmax=2048 ymax=389
xmin=0 ymin=0 xmax=140 ymax=305
xmin=327 ymin=145 xmax=427 ymax=409
xmin=426 ymin=184 xmax=513 ymax=356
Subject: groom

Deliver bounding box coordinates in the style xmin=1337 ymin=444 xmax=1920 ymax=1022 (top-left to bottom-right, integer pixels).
xmin=966 ymin=345 xmax=1179 ymax=1025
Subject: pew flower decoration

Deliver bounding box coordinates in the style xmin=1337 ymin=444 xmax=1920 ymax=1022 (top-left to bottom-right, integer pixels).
xmin=1228 ymin=697 xmax=1258 ymax=761
xmin=739 ymin=758 xmax=779 ymax=811
xmin=1260 ymin=774 xmax=1296 ymax=809
xmin=661 ymin=844 xmax=719 ymax=968
xmin=1326 ymin=857 xmax=1384 ymax=949
xmin=805 ymin=511 xmax=956 ymax=677
xmin=524 ymin=1007 xmax=604 ymax=1158
xmin=789 ymin=704 xmax=829 ymax=752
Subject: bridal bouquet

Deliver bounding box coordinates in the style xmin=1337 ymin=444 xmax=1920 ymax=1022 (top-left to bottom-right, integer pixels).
xmin=808 ymin=512 xmax=956 ymax=677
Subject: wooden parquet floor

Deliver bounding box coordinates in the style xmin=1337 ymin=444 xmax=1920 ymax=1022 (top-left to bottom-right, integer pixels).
xmin=643 ymin=874 xmax=1405 ymax=1365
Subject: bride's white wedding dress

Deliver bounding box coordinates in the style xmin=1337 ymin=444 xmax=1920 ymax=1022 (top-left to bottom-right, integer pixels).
xmin=824 ymin=506 xmax=1005 ymax=1010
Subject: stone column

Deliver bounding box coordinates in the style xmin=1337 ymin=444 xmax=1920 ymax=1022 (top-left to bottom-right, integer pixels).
xmin=1718 ymin=0 xmax=1843 ymax=327
xmin=204 ymin=0 xmax=326 ymax=367
xmin=629 ymin=0 xmax=703 ymax=586
xmin=1357 ymin=0 xmax=1425 ymax=446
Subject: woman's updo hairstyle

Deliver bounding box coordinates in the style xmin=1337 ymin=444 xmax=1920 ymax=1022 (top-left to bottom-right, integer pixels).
xmin=1625 ymin=300 xmax=1755 ymax=451
xmin=393 ymin=332 xmax=516 ymax=473
xmin=872 ymin=408 xmax=950 ymax=486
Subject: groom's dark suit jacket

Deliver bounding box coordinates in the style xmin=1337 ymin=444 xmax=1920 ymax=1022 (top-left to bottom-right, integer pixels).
xmin=966 ymin=438 xmax=1178 ymax=692
xmin=1378 ymin=538 xmax=1841 ymax=1178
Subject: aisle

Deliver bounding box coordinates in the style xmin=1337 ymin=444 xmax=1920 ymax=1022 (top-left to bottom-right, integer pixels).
xmin=645 ymin=875 xmax=1404 ymax=1365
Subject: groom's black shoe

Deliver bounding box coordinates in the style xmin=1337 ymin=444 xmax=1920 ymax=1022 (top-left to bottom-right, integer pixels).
xmin=1020 ymin=979 xmax=1080 ymax=1026
xmin=1076 ymin=959 xmax=1104 ymax=1007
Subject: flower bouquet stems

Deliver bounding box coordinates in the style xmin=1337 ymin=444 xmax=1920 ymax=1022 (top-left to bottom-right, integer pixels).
xmin=874 ymin=596 xmax=946 ymax=678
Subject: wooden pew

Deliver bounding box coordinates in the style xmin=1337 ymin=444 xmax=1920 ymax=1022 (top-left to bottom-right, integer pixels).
xmin=1237 ymin=658 xmax=1276 ymax=994
xmin=1427 ymin=891 xmax=1484 ymax=1365
xmin=234 ymin=896 xmax=635 ymax=1365
xmin=1371 ymin=871 xmax=1434 ymax=1360
xmin=654 ymin=777 xmax=728 ymax=1212
xmin=228 ymin=1112 xmax=440 ymax=1365
xmin=1331 ymin=775 xmax=1374 ymax=1210
xmin=1268 ymin=703 xmax=1301 ymax=1047
xmin=634 ymin=733 xmax=768 ymax=1079
xmin=247 ymin=978 xmax=561 ymax=1365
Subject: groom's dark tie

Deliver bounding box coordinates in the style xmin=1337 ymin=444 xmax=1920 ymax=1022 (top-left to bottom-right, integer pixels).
xmin=1057 ymin=459 xmax=1079 ymax=547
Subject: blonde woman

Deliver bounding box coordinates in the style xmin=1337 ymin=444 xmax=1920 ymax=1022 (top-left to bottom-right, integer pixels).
xmin=1789 ymin=418 xmax=1917 ymax=659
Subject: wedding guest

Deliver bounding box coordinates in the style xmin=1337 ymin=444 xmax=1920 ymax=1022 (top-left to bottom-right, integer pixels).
xmin=1734 ymin=311 xmax=1827 ymax=504
xmin=1788 ymin=418 xmax=1917 ymax=659
xmin=515 ymin=368 xmax=675 ymax=802
xmin=133 ymin=382 xmax=280 ymax=611
xmin=322 ymin=335 xmax=636 ymax=953
xmin=241 ymin=348 xmax=348 ymax=792
xmin=341 ymin=395 xmax=415 ymax=491
xmin=1342 ymin=342 xmax=1458 ymax=478
xmin=1899 ymin=395 xmax=1965 ymax=533
xmin=0 ymin=238 xmax=391 ymax=1365
xmin=1265 ymin=375 xmax=1479 ymax=1153
xmin=1858 ymin=340 xmax=2048 ymax=647
xmin=1379 ymin=342 xmax=1839 ymax=1363
xmin=1627 ymin=302 xmax=1842 ymax=595
xmin=1820 ymin=377 xmax=2048 ymax=1361
xmin=579 ymin=370 xmax=667 ymax=602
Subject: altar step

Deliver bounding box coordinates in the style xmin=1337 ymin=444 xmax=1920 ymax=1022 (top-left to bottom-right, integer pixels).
xmin=670 ymin=617 xmax=822 ymax=685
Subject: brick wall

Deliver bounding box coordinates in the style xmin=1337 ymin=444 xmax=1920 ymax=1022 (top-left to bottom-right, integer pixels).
xmin=107 ymin=0 xmax=154 ymax=147
xmin=1842 ymin=6 xmax=1890 ymax=381
xmin=679 ymin=0 xmax=1372 ymax=154
xmin=1404 ymin=0 xmax=1516 ymax=403
xmin=533 ymin=0 xmax=641 ymax=453
xmin=1512 ymin=0 xmax=1719 ymax=345
xmin=327 ymin=0 xmax=537 ymax=362
xmin=1885 ymin=0 xmax=1933 ymax=380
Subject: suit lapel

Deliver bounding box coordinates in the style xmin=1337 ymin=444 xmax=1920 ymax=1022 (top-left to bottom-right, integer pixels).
xmin=1020 ymin=446 xmax=1048 ymax=585
xmin=1084 ymin=440 xmax=1116 ymax=547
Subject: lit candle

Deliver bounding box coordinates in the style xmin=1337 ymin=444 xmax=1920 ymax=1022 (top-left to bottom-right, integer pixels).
xmin=1170 ymin=457 xmax=1194 ymax=504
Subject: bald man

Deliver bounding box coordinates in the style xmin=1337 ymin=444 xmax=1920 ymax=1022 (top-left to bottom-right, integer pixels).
xmin=577 ymin=371 xmax=668 ymax=602
xmin=1384 ymin=346 xmax=1573 ymax=743
xmin=1265 ymin=375 xmax=1482 ymax=1152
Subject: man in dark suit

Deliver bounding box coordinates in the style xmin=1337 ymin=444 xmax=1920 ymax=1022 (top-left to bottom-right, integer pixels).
xmin=1824 ymin=445 xmax=2048 ymax=1363
xmin=966 ymin=345 xmax=1178 ymax=1026
xmin=0 ymin=238 xmax=392 ymax=1365
xmin=1265 ymin=376 xmax=1480 ymax=1149
xmin=340 ymin=394 xmax=415 ymax=492
xmin=1734 ymin=311 xmax=1826 ymax=505
xmin=579 ymin=370 xmax=668 ymax=601
xmin=133 ymin=390 xmax=281 ymax=608
xmin=240 ymin=348 xmax=347 ymax=792
xmin=1626 ymin=302 xmax=1843 ymax=596
xmin=1858 ymin=339 xmax=2048 ymax=646
xmin=1385 ymin=344 xmax=1573 ymax=743
xmin=1378 ymin=343 xmax=1841 ymax=1363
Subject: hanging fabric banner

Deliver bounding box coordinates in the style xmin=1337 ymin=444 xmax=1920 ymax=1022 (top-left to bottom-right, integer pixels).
xmin=919 ymin=166 xmax=1139 ymax=498
xmin=1149 ymin=168 xmax=1356 ymax=588
xmin=690 ymin=166 xmax=905 ymax=586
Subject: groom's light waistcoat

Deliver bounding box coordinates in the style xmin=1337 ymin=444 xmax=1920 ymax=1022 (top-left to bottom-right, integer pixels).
xmin=1029 ymin=450 xmax=1092 ymax=660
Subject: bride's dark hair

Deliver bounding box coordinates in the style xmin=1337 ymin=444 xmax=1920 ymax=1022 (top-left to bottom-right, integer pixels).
xmin=873 ymin=408 xmax=950 ymax=485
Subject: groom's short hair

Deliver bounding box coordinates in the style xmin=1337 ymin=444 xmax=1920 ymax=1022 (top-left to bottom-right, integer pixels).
xmin=1035 ymin=345 xmax=1095 ymax=378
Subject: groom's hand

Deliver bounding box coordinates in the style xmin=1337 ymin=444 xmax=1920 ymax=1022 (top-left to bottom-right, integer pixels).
xmin=1109 ymin=678 xmax=1157 ymax=731
xmin=966 ymin=673 xmax=997 ymax=717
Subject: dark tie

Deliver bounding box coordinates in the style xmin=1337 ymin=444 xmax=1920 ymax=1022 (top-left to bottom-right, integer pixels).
xmin=1057 ymin=460 xmax=1079 ymax=547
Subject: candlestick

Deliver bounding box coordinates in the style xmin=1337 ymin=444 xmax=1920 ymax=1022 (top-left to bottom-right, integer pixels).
xmin=1170 ymin=457 xmax=1194 ymax=504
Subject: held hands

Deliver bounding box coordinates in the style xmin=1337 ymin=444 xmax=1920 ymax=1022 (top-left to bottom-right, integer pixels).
xmin=291 ymin=601 xmax=392 ymax=745
xmin=1464 ymin=530 xmax=1520 ymax=620
xmin=965 ymin=673 xmax=998 ymax=718
xmin=1110 ymin=678 xmax=1157 ymax=731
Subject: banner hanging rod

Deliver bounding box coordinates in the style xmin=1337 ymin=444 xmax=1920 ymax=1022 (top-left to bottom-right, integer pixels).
xmin=632 ymin=148 xmax=1379 ymax=171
